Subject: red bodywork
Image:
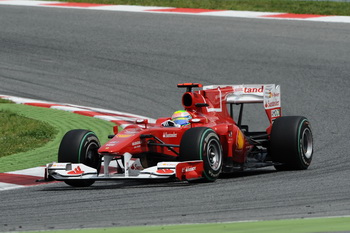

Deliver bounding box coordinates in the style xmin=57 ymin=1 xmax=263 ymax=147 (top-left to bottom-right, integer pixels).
xmin=98 ymin=83 xmax=281 ymax=167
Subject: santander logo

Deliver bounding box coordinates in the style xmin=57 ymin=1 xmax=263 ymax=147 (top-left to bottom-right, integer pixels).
xmin=163 ymin=132 xmax=177 ymax=138
xmin=244 ymin=86 xmax=263 ymax=93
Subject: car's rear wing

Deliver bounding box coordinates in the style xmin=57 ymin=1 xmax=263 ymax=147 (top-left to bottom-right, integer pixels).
xmin=202 ymin=84 xmax=281 ymax=123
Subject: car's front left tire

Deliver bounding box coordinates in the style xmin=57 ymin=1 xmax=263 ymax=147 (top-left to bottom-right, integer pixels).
xmin=179 ymin=127 xmax=223 ymax=182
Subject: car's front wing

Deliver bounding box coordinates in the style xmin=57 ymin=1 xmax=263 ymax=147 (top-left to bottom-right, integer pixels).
xmin=45 ymin=160 xmax=204 ymax=182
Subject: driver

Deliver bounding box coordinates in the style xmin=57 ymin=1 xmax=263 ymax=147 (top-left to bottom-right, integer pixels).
xmin=162 ymin=110 xmax=192 ymax=127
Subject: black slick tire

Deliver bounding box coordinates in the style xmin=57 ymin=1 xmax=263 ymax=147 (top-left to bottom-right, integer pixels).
xmin=58 ymin=129 xmax=101 ymax=187
xmin=179 ymin=127 xmax=223 ymax=182
xmin=270 ymin=116 xmax=313 ymax=170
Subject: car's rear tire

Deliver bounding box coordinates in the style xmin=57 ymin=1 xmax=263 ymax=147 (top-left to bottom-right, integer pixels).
xmin=58 ymin=129 xmax=101 ymax=187
xmin=270 ymin=116 xmax=313 ymax=170
xmin=179 ymin=127 xmax=223 ymax=182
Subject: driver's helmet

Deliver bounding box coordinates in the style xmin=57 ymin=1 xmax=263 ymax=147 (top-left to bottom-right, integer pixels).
xmin=171 ymin=110 xmax=192 ymax=126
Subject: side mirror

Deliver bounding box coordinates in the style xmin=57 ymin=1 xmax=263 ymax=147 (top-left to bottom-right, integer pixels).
xmin=189 ymin=118 xmax=206 ymax=124
xmin=113 ymin=125 xmax=119 ymax=135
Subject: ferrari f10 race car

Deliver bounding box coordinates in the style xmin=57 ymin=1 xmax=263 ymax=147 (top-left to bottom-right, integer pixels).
xmin=45 ymin=83 xmax=313 ymax=187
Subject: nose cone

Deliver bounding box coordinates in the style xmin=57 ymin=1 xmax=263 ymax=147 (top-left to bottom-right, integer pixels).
xmin=98 ymin=128 xmax=147 ymax=155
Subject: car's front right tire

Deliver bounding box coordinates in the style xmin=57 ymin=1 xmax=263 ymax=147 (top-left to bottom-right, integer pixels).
xmin=58 ymin=129 xmax=101 ymax=187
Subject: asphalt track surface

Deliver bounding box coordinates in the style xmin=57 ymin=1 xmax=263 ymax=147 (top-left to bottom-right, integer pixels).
xmin=1 ymin=5 xmax=350 ymax=232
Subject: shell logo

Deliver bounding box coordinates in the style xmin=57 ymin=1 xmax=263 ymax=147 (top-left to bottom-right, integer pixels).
xmin=267 ymin=91 xmax=273 ymax=98
xmin=117 ymin=134 xmax=133 ymax=138
xmin=236 ymin=131 xmax=245 ymax=150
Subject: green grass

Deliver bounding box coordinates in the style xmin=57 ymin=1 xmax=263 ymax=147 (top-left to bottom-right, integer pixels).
xmin=0 ymin=103 xmax=115 ymax=173
xmin=60 ymin=0 xmax=350 ymax=16
xmin=0 ymin=109 xmax=56 ymax=158
xmin=0 ymin=99 xmax=14 ymax=104
xmin=24 ymin=216 xmax=350 ymax=233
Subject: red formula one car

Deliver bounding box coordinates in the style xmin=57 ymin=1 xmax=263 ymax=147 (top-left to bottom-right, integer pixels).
xmin=45 ymin=83 xmax=313 ymax=187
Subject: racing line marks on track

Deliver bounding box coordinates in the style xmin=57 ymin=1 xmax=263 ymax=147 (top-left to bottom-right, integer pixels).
xmin=0 ymin=95 xmax=155 ymax=191
xmin=1 ymin=0 xmax=350 ymax=23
